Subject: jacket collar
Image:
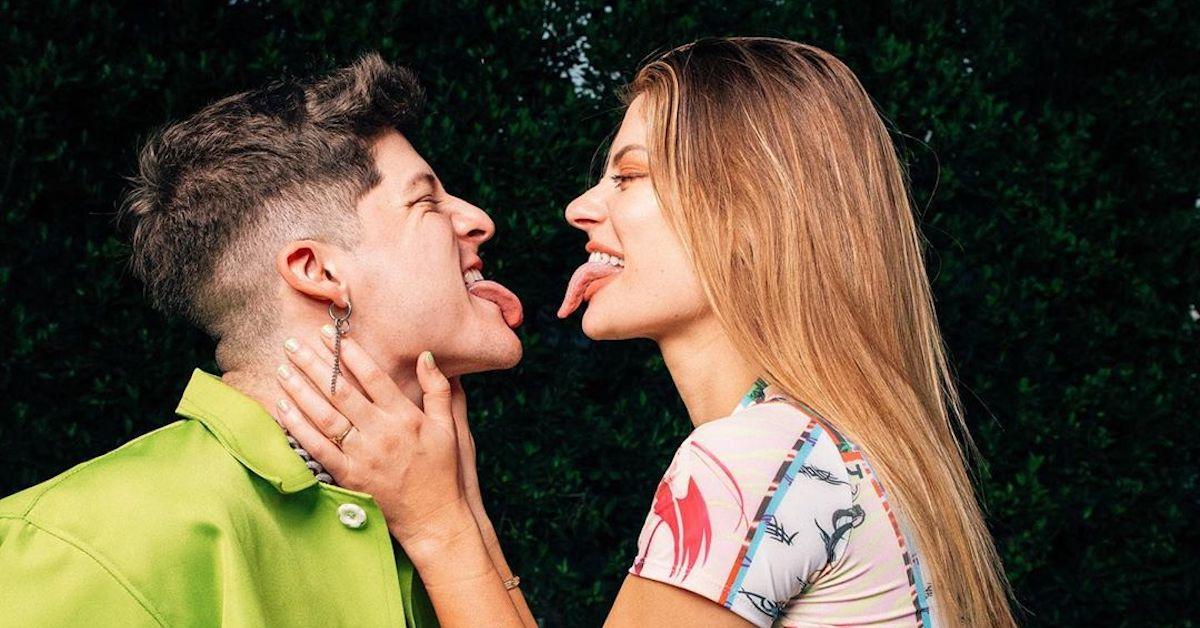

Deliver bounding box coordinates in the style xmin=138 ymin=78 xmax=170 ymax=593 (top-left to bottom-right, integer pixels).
xmin=174 ymin=368 xmax=317 ymax=494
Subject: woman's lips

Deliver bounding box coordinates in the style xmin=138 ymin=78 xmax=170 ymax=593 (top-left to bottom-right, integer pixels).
xmin=467 ymin=280 xmax=524 ymax=328
xmin=557 ymin=262 xmax=621 ymax=318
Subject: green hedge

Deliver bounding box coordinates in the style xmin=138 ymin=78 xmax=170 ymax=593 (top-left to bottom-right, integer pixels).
xmin=1 ymin=1 xmax=1196 ymax=625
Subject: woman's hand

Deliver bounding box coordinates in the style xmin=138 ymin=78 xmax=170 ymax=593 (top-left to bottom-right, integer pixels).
xmin=272 ymin=331 xmax=471 ymax=552
xmin=272 ymin=330 xmax=535 ymax=628
xmin=449 ymin=377 xmax=491 ymax=531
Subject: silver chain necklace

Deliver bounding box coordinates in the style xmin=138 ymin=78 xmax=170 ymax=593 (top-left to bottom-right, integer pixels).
xmin=286 ymin=433 xmax=335 ymax=485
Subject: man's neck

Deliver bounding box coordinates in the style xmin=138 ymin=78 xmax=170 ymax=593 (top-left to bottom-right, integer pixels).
xmin=221 ymin=362 xmax=427 ymax=426
xmin=220 ymin=369 xmax=284 ymax=418
xmin=657 ymin=317 xmax=759 ymax=428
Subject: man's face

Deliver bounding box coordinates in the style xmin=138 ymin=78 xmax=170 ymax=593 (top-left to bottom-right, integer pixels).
xmin=344 ymin=130 xmax=523 ymax=377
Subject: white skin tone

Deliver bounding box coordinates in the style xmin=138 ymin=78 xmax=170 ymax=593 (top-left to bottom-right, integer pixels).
xmin=563 ymin=96 xmax=758 ymax=428
xmin=283 ymin=97 xmax=759 ymax=626
xmin=225 ymin=129 xmax=535 ymax=625
xmin=227 ymin=129 xmax=523 ymax=405
xmin=563 ymin=95 xmax=759 ymax=626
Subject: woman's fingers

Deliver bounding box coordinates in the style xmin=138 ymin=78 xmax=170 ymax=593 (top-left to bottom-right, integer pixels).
xmin=284 ymin=337 xmax=372 ymax=426
xmin=310 ymin=333 xmax=366 ymax=395
xmin=276 ymin=359 xmax=355 ymax=441
xmin=450 ymin=376 xmax=468 ymax=427
xmin=416 ymin=352 xmax=455 ymax=432
xmin=449 ymin=377 xmax=475 ymax=458
xmin=320 ymin=326 xmax=412 ymax=414
xmin=273 ymin=398 xmax=349 ymax=478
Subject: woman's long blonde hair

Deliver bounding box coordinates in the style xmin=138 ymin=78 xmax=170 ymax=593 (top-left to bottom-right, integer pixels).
xmin=627 ymin=38 xmax=1016 ymax=627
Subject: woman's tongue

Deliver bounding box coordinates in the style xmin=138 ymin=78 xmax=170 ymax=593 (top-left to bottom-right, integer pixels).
xmin=557 ymin=261 xmax=621 ymax=318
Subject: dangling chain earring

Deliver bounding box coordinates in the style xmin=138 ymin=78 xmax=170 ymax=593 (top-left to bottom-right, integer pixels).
xmin=327 ymin=299 xmax=352 ymax=395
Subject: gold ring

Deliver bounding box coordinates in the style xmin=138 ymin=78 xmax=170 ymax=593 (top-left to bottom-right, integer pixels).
xmin=332 ymin=424 xmax=355 ymax=447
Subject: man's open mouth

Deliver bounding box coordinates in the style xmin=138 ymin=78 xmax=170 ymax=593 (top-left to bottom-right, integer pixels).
xmin=463 ymin=268 xmax=524 ymax=328
xmin=557 ymin=251 xmax=625 ymax=318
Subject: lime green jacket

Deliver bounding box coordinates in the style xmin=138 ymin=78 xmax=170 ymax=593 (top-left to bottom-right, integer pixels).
xmin=0 ymin=369 xmax=438 ymax=627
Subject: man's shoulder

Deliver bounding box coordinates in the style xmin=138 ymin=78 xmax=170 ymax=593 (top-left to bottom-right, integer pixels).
xmin=0 ymin=418 xmax=239 ymax=526
xmin=0 ymin=419 xmax=246 ymax=627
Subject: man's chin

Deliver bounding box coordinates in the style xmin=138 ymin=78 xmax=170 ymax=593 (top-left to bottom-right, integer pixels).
xmin=440 ymin=330 xmax=523 ymax=377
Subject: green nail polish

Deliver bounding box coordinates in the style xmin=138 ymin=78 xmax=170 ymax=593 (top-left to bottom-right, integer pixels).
xmin=422 ymin=351 xmax=435 ymax=368
xmin=284 ymin=338 xmax=299 ymax=353
xmin=276 ymin=364 xmax=291 ymax=379
xmin=321 ymin=324 xmax=336 ymax=338
xmin=276 ymin=398 xmax=291 ymax=412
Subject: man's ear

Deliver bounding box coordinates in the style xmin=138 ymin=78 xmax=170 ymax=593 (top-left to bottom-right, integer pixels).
xmin=275 ymin=240 xmax=350 ymax=308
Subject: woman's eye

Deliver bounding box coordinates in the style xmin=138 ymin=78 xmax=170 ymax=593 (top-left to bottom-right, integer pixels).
xmin=610 ymin=173 xmax=647 ymax=188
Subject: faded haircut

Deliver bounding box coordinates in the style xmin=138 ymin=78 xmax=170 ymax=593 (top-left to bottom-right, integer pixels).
xmin=120 ymin=52 xmax=425 ymax=367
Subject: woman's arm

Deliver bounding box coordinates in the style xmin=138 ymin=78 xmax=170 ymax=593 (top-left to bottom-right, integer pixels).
xmin=467 ymin=518 xmax=537 ymax=626
xmin=392 ymin=498 xmax=525 ymax=627
xmin=447 ymin=376 xmax=538 ymax=626
xmin=606 ymin=576 xmax=754 ymax=628
xmin=273 ymin=333 xmax=534 ymax=627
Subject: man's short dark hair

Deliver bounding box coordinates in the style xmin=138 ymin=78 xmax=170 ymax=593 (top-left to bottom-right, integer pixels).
xmin=121 ymin=52 xmax=424 ymax=367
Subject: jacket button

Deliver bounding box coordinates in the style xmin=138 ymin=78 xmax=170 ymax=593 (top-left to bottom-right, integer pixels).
xmin=337 ymin=503 xmax=367 ymax=529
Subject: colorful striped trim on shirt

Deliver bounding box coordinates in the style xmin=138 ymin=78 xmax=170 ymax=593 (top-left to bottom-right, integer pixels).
xmin=718 ymin=416 xmax=824 ymax=606
xmin=742 ymin=379 xmax=933 ymax=626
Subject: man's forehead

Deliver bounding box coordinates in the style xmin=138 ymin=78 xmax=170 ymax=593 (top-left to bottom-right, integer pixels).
xmin=372 ymin=131 xmax=440 ymax=191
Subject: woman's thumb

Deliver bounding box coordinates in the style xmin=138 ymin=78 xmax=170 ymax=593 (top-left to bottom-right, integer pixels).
xmin=416 ymin=351 xmax=454 ymax=431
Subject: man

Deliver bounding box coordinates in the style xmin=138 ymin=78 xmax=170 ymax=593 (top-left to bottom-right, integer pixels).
xmin=0 ymin=52 xmax=523 ymax=626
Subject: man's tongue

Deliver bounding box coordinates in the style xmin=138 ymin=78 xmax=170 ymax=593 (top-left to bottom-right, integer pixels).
xmin=467 ymin=280 xmax=524 ymax=328
xmin=557 ymin=262 xmax=621 ymax=318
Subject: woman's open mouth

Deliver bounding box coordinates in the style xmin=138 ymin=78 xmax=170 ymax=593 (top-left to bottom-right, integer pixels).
xmin=464 ymin=269 xmax=524 ymax=328
xmin=557 ymin=251 xmax=625 ymax=318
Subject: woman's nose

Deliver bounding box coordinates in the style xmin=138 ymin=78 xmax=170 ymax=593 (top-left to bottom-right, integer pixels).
xmin=565 ymin=187 xmax=606 ymax=231
xmin=449 ymin=198 xmax=495 ymax=245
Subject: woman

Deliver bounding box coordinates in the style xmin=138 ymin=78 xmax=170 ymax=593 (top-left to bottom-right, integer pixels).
xmin=274 ymin=37 xmax=1016 ymax=626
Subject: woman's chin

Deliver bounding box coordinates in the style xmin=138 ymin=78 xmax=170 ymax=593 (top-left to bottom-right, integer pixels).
xmin=581 ymin=307 xmax=636 ymax=341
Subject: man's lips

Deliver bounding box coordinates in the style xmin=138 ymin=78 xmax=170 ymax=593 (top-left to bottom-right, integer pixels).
xmin=557 ymin=261 xmax=621 ymax=318
xmin=467 ymin=280 xmax=524 ymax=328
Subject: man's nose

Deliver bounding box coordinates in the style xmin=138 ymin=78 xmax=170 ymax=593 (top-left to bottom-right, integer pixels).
xmin=448 ymin=197 xmax=495 ymax=245
xmin=565 ymin=186 xmax=606 ymax=231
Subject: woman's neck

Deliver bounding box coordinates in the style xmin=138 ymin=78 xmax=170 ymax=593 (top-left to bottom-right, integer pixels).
xmin=657 ymin=316 xmax=760 ymax=427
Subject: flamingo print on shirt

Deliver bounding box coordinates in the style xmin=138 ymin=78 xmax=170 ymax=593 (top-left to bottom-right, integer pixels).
xmin=634 ymin=440 xmax=747 ymax=579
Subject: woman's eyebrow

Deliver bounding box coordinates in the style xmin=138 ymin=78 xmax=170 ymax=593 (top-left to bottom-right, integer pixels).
xmin=608 ymin=144 xmax=648 ymax=168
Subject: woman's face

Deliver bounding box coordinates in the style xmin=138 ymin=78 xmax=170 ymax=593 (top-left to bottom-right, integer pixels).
xmin=560 ymin=94 xmax=710 ymax=341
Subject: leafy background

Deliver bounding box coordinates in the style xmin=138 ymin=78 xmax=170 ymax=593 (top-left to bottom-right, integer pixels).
xmin=1 ymin=1 xmax=1196 ymax=625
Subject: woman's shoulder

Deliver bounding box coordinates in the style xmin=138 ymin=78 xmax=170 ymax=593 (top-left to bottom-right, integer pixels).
xmin=630 ymin=396 xmax=861 ymax=627
xmin=682 ymin=397 xmax=854 ymax=489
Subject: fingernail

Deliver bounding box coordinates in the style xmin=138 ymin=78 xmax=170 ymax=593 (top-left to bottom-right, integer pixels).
xmin=321 ymin=324 xmax=336 ymax=338
xmin=284 ymin=338 xmax=299 ymax=353
xmin=276 ymin=364 xmax=292 ymax=379
xmin=276 ymin=398 xmax=291 ymax=412
xmin=422 ymin=351 xmax=436 ymax=368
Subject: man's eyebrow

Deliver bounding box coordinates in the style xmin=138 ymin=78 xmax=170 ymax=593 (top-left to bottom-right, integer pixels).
xmin=404 ymin=171 xmax=438 ymax=192
xmin=608 ymin=144 xmax=648 ymax=168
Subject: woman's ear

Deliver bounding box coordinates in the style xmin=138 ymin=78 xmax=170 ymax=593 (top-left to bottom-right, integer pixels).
xmin=275 ymin=240 xmax=350 ymax=308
